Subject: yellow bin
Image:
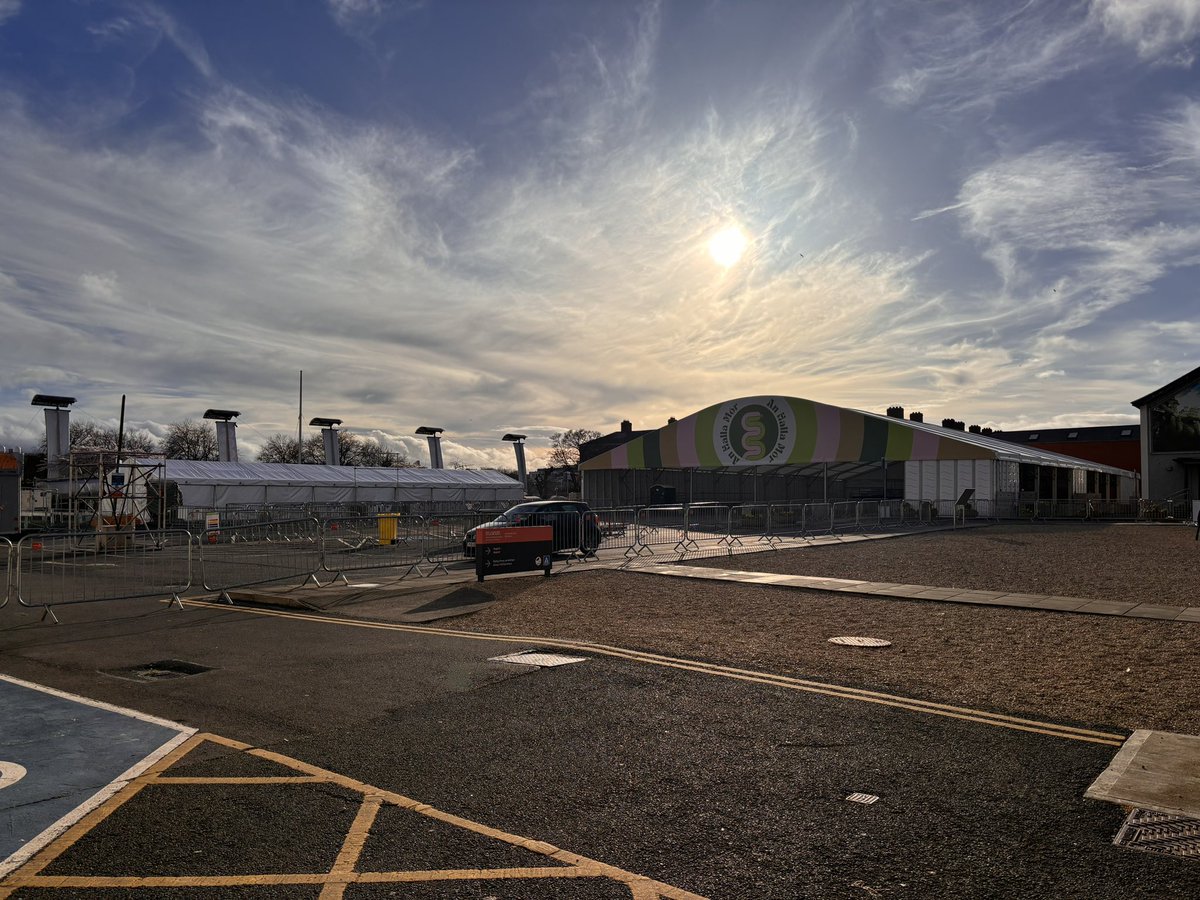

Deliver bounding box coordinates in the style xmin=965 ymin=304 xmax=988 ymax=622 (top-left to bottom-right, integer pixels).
xmin=377 ymin=513 xmax=400 ymax=545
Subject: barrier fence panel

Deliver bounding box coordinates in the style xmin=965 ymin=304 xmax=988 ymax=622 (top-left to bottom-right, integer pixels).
xmin=591 ymin=507 xmax=639 ymax=554
xmin=728 ymin=504 xmax=772 ymax=546
xmin=1 ymin=535 xmax=12 ymax=609
xmin=197 ymin=518 xmax=321 ymax=595
xmin=766 ymin=503 xmax=805 ymax=540
xmin=320 ymin=515 xmax=428 ymax=580
xmin=686 ymin=504 xmax=730 ymax=550
xmin=803 ymin=502 xmax=833 ymax=536
xmin=876 ymin=500 xmax=905 ymax=529
xmin=16 ymin=530 xmax=192 ymax=615
xmin=633 ymin=506 xmax=690 ymax=556
xmin=407 ymin=514 xmax=482 ymax=575
xmin=856 ymin=500 xmax=882 ymax=531
xmin=830 ymin=501 xmax=859 ymax=534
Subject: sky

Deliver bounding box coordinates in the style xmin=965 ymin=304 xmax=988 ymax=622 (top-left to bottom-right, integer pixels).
xmin=1 ymin=0 xmax=1199 ymax=468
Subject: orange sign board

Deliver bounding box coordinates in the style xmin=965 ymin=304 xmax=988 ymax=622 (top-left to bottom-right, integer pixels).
xmin=477 ymin=525 xmax=553 ymax=545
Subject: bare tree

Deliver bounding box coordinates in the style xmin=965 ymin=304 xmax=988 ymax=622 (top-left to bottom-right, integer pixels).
xmin=46 ymin=421 xmax=158 ymax=454
xmin=259 ymin=431 xmax=419 ymax=466
xmin=257 ymin=434 xmax=319 ymax=464
xmin=546 ymin=428 xmax=601 ymax=468
xmin=161 ymin=420 xmax=218 ymax=460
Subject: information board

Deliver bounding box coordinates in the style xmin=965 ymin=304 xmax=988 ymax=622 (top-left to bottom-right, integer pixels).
xmin=475 ymin=525 xmax=553 ymax=582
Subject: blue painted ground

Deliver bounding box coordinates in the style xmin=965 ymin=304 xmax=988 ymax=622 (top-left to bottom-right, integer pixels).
xmin=0 ymin=676 xmax=188 ymax=867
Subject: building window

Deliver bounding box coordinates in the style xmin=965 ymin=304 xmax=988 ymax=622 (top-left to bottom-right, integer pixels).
xmin=1149 ymin=381 xmax=1200 ymax=453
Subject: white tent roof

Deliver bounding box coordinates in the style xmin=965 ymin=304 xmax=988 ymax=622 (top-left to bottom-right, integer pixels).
xmin=145 ymin=460 xmax=524 ymax=508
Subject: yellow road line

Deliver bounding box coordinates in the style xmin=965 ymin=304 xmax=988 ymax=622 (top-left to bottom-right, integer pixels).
xmin=180 ymin=597 xmax=1128 ymax=746
xmin=320 ymin=794 xmax=383 ymax=900
xmin=149 ymin=776 xmax=327 ymax=784
xmin=0 ymin=733 xmax=706 ymax=900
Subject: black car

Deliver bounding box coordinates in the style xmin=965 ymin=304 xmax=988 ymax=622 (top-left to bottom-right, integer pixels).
xmin=463 ymin=500 xmax=602 ymax=557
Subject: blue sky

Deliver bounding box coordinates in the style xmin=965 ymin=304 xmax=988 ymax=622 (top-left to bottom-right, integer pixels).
xmin=1 ymin=0 xmax=1198 ymax=467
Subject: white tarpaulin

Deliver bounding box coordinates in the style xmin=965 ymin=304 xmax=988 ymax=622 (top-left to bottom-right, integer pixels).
xmin=147 ymin=460 xmax=524 ymax=509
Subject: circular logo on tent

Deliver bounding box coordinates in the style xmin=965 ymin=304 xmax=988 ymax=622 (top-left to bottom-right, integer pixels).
xmin=715 ymin=398 xmax=795 ymax=465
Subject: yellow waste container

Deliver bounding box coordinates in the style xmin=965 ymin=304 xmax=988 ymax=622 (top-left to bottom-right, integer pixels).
xmin=377 ymin=513 xmax=400 ymax=545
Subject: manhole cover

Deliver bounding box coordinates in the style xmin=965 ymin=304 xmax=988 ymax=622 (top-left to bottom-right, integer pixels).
xmin=1114 ymin=808 xmax=1200 ymax=859
xmin=489 ymin=650 xmax=588 ymax=667
xmin=828 ymin=636 xmax=892 ymax=648
xmin=107 ymin=660 xmax=214 ymax=682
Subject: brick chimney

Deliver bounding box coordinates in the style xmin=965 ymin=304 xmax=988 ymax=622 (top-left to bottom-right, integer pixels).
xmin=886 ymin=406 xmax=904 ymax=419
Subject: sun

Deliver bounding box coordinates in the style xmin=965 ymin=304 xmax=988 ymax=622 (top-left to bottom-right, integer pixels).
xmin=708 ymin=225 xmax=749 ymax=267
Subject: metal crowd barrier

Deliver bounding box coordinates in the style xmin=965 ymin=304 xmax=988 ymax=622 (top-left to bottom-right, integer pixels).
xmin=728 ymin=504 xmax=772 ymax=547
xmin=15 ymin=530 xmax=192 ymax=621
xmin=591 ymin=507 xmax=639 ymax=553
xmin=415 ymin=514 xmax=487 ymax=575
xmin=805 ymin=502 xmax=834 ymax=535
xmin=830 ymin=501 xmax=860 ymax=533
xmin=320 ymin=514 xmax=428 ymax=581
xmin=765 ymin=503 xmax=803 ymax=541
xmin=196 ymin=518 xmax=321 ymax=597
xmin=630 ymin=506 xmax=690 ymax=556
xmin=686 ymin=504 xmax=729 ymax=550
xmin=0 ymin=535 xmax=12 ymax=609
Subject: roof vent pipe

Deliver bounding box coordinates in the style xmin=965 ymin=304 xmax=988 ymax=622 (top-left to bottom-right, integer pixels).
xmin=310 ymin=418 xmax=343 ymax=466
xmin=204 ymin=410 xmax=241 ymax=463
xmin=32 ymin=395 xmax=75 ymax=480
xmin=416 ymin=426 xmax=444 ymax=469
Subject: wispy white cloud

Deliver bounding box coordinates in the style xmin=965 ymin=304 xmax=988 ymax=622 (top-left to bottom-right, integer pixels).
xmin=1091 ymin=0 xmax=1200 ymax=65
xmin=0 ymin=0 xmax=20 ymax=27
xmin=876 ymin=1 xmax=1097 ymax=112
xmin=1 ymin=0 xmax=1196 ymax=457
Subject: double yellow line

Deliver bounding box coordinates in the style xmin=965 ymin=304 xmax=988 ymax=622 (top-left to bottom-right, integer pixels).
xmin=182 ymin=598 xmax=1128 ymax=747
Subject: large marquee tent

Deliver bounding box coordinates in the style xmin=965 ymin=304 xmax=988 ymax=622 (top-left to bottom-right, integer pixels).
xmin=145 ymin=460 xmax=524 ymax=509
xmin=580 ymin=396 xmax=1138 ymax=509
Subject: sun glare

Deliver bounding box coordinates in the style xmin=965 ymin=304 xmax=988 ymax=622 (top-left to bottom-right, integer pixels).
xmin=708 ymin=225 xmax=748 ymax=267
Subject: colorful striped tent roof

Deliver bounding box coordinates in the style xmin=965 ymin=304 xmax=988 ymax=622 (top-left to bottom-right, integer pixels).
xmin=580 ymin=396 xmax=995 ymax=471
xmin=579 ymin=396 xmax=1131 ymax=475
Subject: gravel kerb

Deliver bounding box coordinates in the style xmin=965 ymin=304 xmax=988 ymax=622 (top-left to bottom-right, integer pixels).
xmin=457 ymin=523 xmax=1200 ymax=735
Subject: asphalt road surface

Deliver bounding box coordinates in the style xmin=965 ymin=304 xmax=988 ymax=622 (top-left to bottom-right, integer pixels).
xmin=2 ymin=582 xmax=1199 ymax=899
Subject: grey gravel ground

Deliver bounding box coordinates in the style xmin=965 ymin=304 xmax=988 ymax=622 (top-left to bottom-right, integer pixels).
xmin=685 ymin=521 xmax=1200 ymax=605
xmin=464 ymin=523 xmax=1200 ymax=735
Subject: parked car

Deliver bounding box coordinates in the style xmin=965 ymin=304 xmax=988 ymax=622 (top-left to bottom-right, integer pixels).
xmin=463 ymin=500 xmax=602 ymax=557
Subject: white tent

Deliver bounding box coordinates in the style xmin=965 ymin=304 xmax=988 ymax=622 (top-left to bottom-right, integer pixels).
xmin=149 ymin=460 xmax=524 ymax=508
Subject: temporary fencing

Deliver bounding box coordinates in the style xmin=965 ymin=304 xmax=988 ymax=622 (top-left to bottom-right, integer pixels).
xmin=196 ymin=518 xmax=321 ymax=596
xmin=628 ymin=506 xmax=689 ymax=556
xmin=592 ymin=507 xmax=639 ymax=553
xmin=686 ymin=504 xmax=730 ymax=549
xmin=766 ymin=503 xmax=805 ymax=541
xmin=15 ymin=530 xmax=192 ymax=618
xmin=414 ymin=514 xmax=487 ymax=574
xmin=728 ymin=504 xmax=772 ymax=547
xmin=320 ymin=514 xmax=427 ymax=580
xmin=0 ymin=535 xmax=12 ymax=609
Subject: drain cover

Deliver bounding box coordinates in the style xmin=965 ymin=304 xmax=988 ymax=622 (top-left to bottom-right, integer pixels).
xmin=846 ymin=793 xmax=879 ymax=805
xmin=109 ymin=660 xmax=214 ymax=682
xmin=1114 ymin=808 xmax=1200 ymax=859
xmin=489 ymin=650 xmax=588 ymax=667
xmin=828 ymin=637 xmax=892 ymax=648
